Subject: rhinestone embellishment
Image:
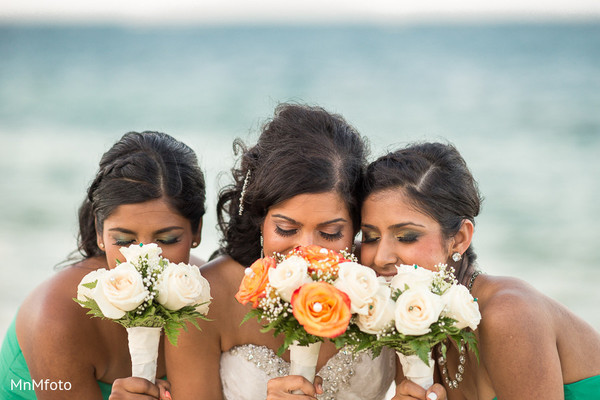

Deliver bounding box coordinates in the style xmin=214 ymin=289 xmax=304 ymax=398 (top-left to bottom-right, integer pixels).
xmin=229 ymin=344 xmax=357 ymax=399
xmin=438 ymin=339 xmax=467 ymax=390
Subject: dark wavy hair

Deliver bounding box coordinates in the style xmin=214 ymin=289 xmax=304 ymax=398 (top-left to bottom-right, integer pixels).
xmin=363 ymin=142 xmax=483 ymax=285
xmin=77 ymin=131 xmax=206 ymax=258
xmin=217 ymin=103 xmax=368 ymax=267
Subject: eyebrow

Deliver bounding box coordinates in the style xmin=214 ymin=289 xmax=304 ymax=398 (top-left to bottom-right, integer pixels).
xmin=361 ymin=222 xmax=425 ymax=230
xmin=108 ymin=226 xmax=185 ymax=235
xmin=271 ymin=214 xmax=347 ymax=227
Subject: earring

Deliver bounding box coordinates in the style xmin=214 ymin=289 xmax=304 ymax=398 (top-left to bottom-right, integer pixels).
xmin=192 ymin=242 xmax=198 ymax=248
xmin=452 ymin=252 xmax=462 ymax=262
xmin=260 ymin=234 xmax=264 ymax=258
xmin=99 ymin=243 xmax=105 ymax=250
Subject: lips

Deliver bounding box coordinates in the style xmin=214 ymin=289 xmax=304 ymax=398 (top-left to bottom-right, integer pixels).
xmin=376 ymin=270 xmax=397 ymax=283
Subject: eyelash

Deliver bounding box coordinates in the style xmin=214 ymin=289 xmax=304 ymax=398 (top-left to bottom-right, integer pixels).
xmin=112 ymin=238 xmax=181 ymax=246
xmin=114 ymin=239 xmax=135 ymax=246
xmin=274 ymin=227 xmax=343 ymax=241
xmin=397 ymin=234 xmax=418 ymax=243
xmin=321 ymin=231 xmax=343 ymax=241
xmin=361 ymin=233 xmax=379 ymax=244
xmin=275 ymin=226 xmax=297 ymax=237
xmin=360 ymin=234 xmax=419 ymax=244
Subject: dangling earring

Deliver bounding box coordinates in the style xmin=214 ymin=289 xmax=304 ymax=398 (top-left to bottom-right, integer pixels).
xmin=260 ymin=234 xmax=264 ymax=258
xmin=452 ymin=252 xmax=462 ymax=262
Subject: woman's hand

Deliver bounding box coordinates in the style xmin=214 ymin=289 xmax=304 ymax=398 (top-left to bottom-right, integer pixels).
xmin=266 ymin=375 xmax=324 ymax=399
xmin=109 ymin=377 xmax=172 ymax=400
xmin=392 ymin=380 xmax=447 ymax=400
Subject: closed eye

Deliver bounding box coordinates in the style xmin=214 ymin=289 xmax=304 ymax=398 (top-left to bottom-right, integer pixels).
xmin=275 ymin=226 xmax=297 ymax=237
xmin=320 ymin=231 xmax=343 ymax=241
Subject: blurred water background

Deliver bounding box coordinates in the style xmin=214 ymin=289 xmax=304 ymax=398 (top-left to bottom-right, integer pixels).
xmin=1 ymin=22 xmax=599 ymax=338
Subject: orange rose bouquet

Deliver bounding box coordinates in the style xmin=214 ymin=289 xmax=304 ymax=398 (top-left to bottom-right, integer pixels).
xmin=235 ymin=245 xmax=379 ymax=386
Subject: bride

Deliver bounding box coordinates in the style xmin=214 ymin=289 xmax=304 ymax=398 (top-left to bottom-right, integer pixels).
xmin=165 ymin=103 xmax=397 ymax=399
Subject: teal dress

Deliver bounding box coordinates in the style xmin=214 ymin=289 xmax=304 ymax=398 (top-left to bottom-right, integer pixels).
xmin=0 ymin=317 xmax=112 ymax=399
xmin=492 ymin=374 xmax=600 ymax=399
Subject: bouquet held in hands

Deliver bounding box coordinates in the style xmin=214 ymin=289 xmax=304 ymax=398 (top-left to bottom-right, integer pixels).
xmin=75 ymin=243 xmax=211 ymax=383
xmin=356 ymin=264 xmax=481 ymax=390
xmin=235 ymin=245 xmax=380 ymax=386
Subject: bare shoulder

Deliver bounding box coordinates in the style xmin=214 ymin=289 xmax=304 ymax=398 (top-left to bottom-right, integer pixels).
xmin=200 ymin=255 xmax=245 ymax=303
xmin=17 ymin=258 xmax=106 ymax=352
xmin=475 ymin=275 xmax=550 ymax=336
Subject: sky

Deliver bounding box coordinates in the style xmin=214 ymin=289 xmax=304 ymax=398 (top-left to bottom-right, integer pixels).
xmin=1 ymin=0 xmax=600 ymax=24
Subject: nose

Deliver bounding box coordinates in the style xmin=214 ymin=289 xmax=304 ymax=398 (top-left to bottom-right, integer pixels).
xmin=372 ymin=237 xmax=399 ymax=270
xmin=295 ymin=230 xmax=315 ymax=248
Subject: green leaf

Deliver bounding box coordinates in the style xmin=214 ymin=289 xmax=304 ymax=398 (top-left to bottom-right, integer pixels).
xmin=82 ymin=281 xmax=97 ymax=290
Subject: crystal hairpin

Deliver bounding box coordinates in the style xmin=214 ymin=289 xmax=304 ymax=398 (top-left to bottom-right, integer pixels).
xmin=238 ymin=169 xmax=251 ymax=216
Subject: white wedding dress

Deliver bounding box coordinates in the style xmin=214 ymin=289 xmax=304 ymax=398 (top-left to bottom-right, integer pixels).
xmin=220 ymin=344 xmax=396 ymax=400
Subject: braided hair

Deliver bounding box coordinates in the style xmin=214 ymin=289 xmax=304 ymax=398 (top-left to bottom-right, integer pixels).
xmin=77 ymin=131 xmax=206 ymax=258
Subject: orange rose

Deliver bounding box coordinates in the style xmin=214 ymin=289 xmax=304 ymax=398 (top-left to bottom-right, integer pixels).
xmin=295 ymin=245 xmax=346 ymax=274
xmin=235 ymin=257 xmax=276 ymax=308
xmin=291 ymin=281 xmax=351 ymax=338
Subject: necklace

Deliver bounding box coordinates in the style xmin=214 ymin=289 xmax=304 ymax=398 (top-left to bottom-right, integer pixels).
xmin=437 ymin=270 xmax=482 ymax=390
xmin=437 ymin=339 xmax=466 ymax=389
xmin=468 ymin=270 xmax=484 ymax=292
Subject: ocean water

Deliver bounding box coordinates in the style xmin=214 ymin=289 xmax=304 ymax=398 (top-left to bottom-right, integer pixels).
xmin=1 ymin=22 xmax=599 ymax=339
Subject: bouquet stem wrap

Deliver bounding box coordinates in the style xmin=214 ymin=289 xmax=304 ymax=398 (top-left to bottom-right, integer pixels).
xmin=396 ymin=351 xmax=434 ymax=390
xmin=289 ymin=341 xmax=321 ymax=394
xmin=126 ymin=326 xmax=162 ymax=384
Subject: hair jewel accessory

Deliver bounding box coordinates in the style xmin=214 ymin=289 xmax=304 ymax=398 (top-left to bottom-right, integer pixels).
xmin=452 ymin=252 xmax=462 ymax=262
xmin=238 ymin=170 xmax=251 ymax=216
xmin=260 ymin=234 xmax=264 ymax=258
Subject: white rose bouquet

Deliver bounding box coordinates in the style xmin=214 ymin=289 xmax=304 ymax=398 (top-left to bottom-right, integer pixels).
xmin=74 ymin=243 xmax=211 ymax=383
xmin=357 ymin=264 xmax=481 ymax=390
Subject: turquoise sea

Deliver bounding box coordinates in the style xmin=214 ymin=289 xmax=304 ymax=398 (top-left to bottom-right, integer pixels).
xmin=1 ymin=22 xmax=599 ymax=337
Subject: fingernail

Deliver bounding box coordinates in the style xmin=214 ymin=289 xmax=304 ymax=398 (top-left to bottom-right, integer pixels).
xmin=427 ymin=393 xmax=438 ymax=400
xmin=164 ymin=391 xmax=172 ymax=400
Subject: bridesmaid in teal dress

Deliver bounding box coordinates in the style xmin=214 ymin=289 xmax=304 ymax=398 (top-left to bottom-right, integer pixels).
xmin=360 ymin=142 xmax=600 ymax=400
xmin=0 ymin=131 xmax=206 ymax=400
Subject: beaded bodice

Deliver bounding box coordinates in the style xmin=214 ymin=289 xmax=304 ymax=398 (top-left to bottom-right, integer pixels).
xmin=220 ymin=344 xmax=396 ymax=400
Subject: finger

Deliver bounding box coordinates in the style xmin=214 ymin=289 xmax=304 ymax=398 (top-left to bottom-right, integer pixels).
xmin=266 ymin=375 xmax=317 ymax=398
xmin=395 ymin=379 xmax=427 ymax=398
xmin=314 ymin=375 xmax=323 ymax=394
xmin=425 ymin=383 xmax=447 ymax=400
xmin=156 ymin=379 xmax=172 ymax=400
xmin=110 ymin=377 xmax=160 ymax=399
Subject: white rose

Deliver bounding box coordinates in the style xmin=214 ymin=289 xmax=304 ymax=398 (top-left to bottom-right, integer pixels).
xmin=157 ymin=262 xmax=212 ymax=313
xmin=76 ymin=269 xmax=108 ymax=305
xmin=268 ymin=255 xmax=312 ymax=302
xmin=119 ymin=243 xmax=162 ymax=266
xmin=356 ymin=285 xmax=396 ymax=334
xmin=441 ymin=284 xmax=481 ymax=330
xmin=394 ymin=287 xmax=444 ymax=336
xmin=334 ymin=261 xmax=379 ymax=315
xmin=390 ymin=264 xmax=434 ymax=293
xmin=93 ymin=262 xmax=148 ymax=319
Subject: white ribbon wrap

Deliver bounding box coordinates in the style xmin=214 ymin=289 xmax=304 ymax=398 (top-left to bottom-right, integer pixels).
xmin=289 ymin=341 xmax=322 ymax=394
xmin=396 ymin=351 xmax=434 ymax=390
xmin=126 ymin=326 xmax=161 ymax=384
